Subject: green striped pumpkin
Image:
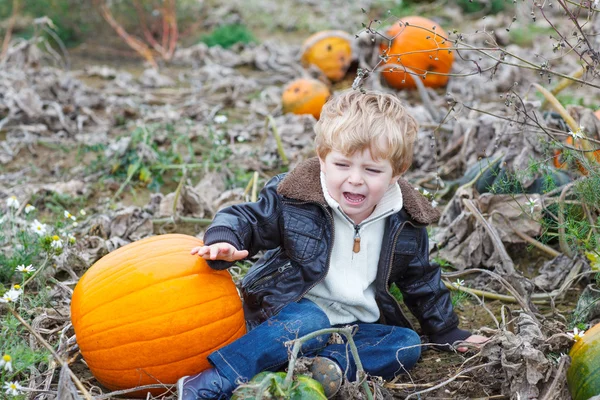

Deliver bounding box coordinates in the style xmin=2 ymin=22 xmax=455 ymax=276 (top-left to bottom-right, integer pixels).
xmin=567 ymin=322 xmax=600 ymax=400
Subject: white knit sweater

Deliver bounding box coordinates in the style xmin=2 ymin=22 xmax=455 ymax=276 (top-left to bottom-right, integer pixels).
xmin=305 ymin=172 xmax=404 ymax=325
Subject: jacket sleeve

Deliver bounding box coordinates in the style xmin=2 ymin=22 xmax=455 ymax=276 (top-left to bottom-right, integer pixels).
xmin=202 ymin=174 xmax=285 ymax=270
xmin=396 ymin=226 xmax=471 ymax=348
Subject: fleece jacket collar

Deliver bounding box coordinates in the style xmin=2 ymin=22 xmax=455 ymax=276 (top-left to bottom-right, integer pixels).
xmin=277 ymin=157 xmax=440 ymax=225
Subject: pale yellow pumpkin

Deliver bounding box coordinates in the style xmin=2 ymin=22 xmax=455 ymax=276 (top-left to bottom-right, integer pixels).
xmin=301 ymin=30 xmax=353 ymax=82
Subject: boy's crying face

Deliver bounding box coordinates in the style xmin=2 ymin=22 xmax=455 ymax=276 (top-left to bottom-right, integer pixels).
xmin=319 ymin=148 xmax=399 ymax=225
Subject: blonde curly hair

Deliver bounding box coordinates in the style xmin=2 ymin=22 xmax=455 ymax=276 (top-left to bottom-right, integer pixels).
xmin=314 ymin=89 xmax=418 ymax=175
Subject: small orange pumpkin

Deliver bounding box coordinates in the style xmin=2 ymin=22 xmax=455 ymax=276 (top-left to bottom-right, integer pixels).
xmin=301 ymin=30 xmax=353 ymax=82
xmin=567 ymin=322 xmax=600 ymax=400
xmin=379 ymin=16 xmax=454 ymax=90
xmin=553 ymin=110 xmax=600 ymax=174
xmin=71 ymin=234 xmax=246 ymax=396
xmin=281 ymin=78 xmax=331 ymax=120
xmin=552 ymin=135 xmax=600 ymax=174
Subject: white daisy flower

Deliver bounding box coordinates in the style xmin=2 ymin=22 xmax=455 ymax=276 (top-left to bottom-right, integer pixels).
xmin=527 ymin=198 xmax=538 ymax=214
xmin=16 ymin=264 xmax=36 ymax=274
xmin=64 ymin=210 xmax=76 ymax=221
xmin=452 ymin=279 xmax=465 ymax=287
xmin=24 ymin=204 xmax=35 ymax=214
xmin=0 ymin=354 xmax=13 ymax=372
xmin=569 ymin=126 xmax=585 ymax=140
xmin=51 ymin=235 xmax=63 ymax=249
xmin=30 ymin=219 xmax=48 ymax=236
xmin=6 ymin=196 xmax=19 ymax=209
xmin=213 ymin=115 xmax=228 ymax=124
xmin=3 ymin=381 xmax=22 ymax=396
xmin=79 ymin=209 xmax=86 ymax=216
xmin=1 ymin=289 xmax=22 ymax=303
xmin=567 ymin=327 xmax=585 ymax=341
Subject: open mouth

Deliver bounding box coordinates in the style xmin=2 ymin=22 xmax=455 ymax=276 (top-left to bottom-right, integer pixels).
xmin=343 ymin=192 xmax=366 ymax=204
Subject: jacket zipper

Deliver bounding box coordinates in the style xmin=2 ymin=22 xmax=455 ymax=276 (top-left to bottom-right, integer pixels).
xmin=282 ymin=199 xmax=421 ymax=329
xmin=337 ymin=208 xmax=395 ymax=253
xmin=384 ymin=220 xmax=419 ymax=330
xmin=248 ymin=262 xmax=292 ymax=290
xmin=282 ymin=200 xmax=335 ymax=300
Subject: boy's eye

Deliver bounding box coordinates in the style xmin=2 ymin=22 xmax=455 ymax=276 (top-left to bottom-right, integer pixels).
xmin=366 ymin=168 xmax=382 ymax=173
xmin=334 ymin=163 xmax=348 ymax=167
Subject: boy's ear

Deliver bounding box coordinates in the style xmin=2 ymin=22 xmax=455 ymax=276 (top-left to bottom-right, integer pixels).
xmin=318 ymin=157 xmax=326 ymax=172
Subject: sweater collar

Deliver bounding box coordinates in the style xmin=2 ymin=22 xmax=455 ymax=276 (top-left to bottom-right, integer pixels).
xmin=319 ymin=171 xmax=403 ymax=225
xmin=277 ymin=157 xmax=440 ymax=225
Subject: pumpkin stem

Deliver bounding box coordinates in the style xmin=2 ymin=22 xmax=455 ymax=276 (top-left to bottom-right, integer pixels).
xmin=540 ymin=66 xmax=585 ymax=110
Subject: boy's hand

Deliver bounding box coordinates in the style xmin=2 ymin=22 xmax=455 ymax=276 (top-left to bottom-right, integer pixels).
xmin=191 ymin=243 xmax=249 ymax=262
xmin=456 ymin=334 xmax=489 ymax=353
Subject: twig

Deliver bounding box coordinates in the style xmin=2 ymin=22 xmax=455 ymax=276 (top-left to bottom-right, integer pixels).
xmin=152 ymin=216 xmax=212 ymax=225
xmin=557 ymin=182 xmax=576 ymax=258
xmin=150 ymin=163 xmax=204 ymax=170
xmin=534 ymin=82 xmax=598 ymax=164
xmin=491 ymin=212 xmax=561 ymax=258
xmin=443 ymin=264 xmax=539 ymax=325
xmin=374 ymin=64 xmax=443 ymax=123
xmin=0 ymin=0 xmax=20 ymax=61
xmin=243 ymin=173 xmax=255 ymax=198
xmin=462 ymin=199 xmax=516 ymax=275
xmin=583 ymin=203 xmax=598 ymax=239
xmin=443 ymin=260 xmax=584 ymax=305
xmin=172 ymin=168 xmax=187 ymax=218
xmin=539 ymin=354 xmax=568 ymax=400
xmin=266 ymin=116 xmax=289 ymax=166
xmin=22 ymin=256 xmax=51 ymax=288
xmin=110 ymin=161 xmax=140 ymax=204
xmin=404 ymin=361 xmax=499 ymax=399
xmin=549 ymin=66 xmax=585 ymax=96
xmin=8 ymin=307 xmax=94 ymax=400
xmin=459 ymin=283 xmax=501 ymax=328
xmin=251 ymin=171 xmax=259 ymax=203
xmin=95 ymin=2 xmax=158 ymax=69
xmin=444 ymin=281 xmax=518 ymax=303
xmin=93 ymin=383 xmax=174 ymax=400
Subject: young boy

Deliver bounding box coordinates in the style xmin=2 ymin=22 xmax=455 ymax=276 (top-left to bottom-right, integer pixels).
xmin=179 ymin=89 xmax=487 ymax=400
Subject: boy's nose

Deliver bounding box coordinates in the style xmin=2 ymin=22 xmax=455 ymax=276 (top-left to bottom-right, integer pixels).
xmin=348 ymin=171 xmax=364 ymax=185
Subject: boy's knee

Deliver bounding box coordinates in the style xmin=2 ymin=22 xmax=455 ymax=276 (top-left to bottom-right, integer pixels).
xmin=395 ymin=328 xmax=421 ymax=371
xmin=275 ymin=299 xmax=331 ymax=336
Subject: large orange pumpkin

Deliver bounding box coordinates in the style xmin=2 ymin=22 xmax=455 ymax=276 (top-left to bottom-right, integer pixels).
xmin=567 ymin=322 xmax=600 ymax=400
xmin=379 ymin=16 xmax=454 ymax=89
xmin=71 ymin=234 xmax=246 ymax=396
xmin=301 ymin=30 xmax=353 ymax=82
xmin=281 ymin=78 xmax=331 ymax=120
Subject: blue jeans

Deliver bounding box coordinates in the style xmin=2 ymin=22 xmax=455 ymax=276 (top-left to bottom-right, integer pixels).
xmin=208 ymin=299 xmax=421 ymax=386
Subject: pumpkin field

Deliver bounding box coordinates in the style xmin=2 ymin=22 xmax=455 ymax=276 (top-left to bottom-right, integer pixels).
xmin=1 ymin=0 xmax=599 ymax=399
